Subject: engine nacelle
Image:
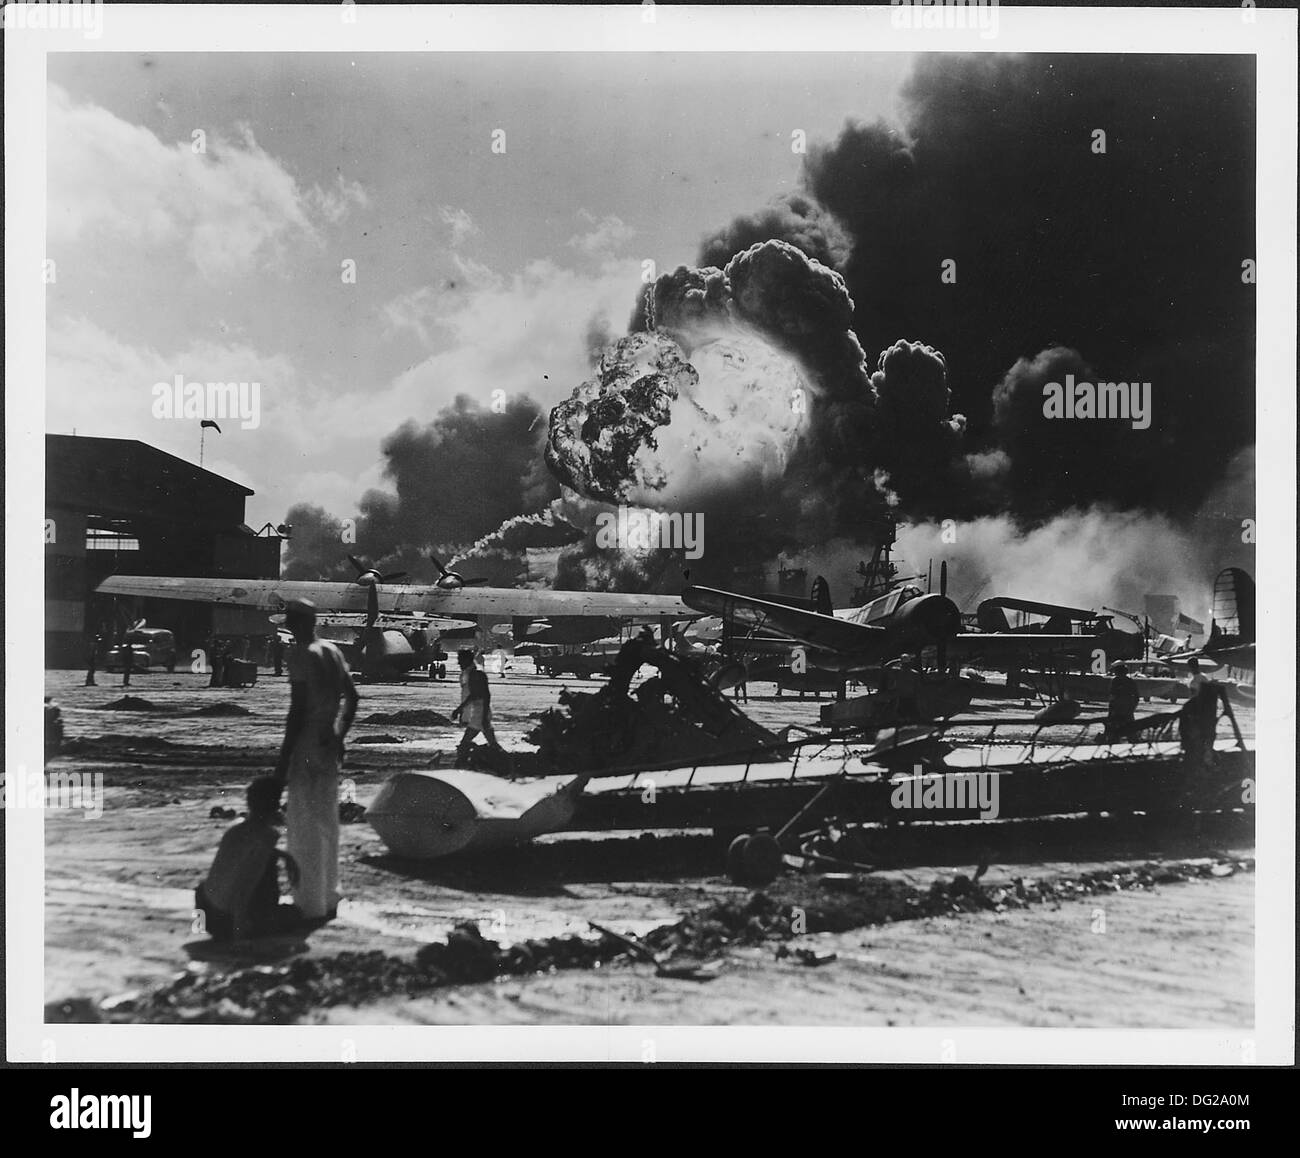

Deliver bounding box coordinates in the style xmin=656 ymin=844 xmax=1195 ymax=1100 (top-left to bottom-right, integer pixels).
xmin=890 ymin=593 xmax=962 ymax=650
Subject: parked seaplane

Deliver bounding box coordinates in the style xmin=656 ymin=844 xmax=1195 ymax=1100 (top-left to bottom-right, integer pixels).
xmin=96 ymin=553 xmax=699 ymax=666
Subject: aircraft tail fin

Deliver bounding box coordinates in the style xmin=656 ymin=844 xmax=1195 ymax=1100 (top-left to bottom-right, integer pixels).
xmin=1207 ymin=567 xmax=1254 ymax=650
xmin=976 ymin=601 xmax=1012 ymax=633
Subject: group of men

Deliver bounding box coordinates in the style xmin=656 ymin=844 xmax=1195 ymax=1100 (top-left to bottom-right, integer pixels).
xmin=83 ymin=633 xmax=131 ymax=688
xmin=196 ymin=599 xmax=357 ymax=939
xmin=197 ymin=599 xmax=503 ymax=942
xmin=1106 ymin=656 xmax=1213 ymax=735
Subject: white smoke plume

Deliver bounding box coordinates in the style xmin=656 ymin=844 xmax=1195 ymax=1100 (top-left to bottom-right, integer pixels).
xmin=895 ymin=510 xmax=1225 ymax=623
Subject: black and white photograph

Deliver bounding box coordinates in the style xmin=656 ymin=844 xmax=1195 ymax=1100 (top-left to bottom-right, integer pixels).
xmin=5 ymin=2 xmax=1295 ymax=1081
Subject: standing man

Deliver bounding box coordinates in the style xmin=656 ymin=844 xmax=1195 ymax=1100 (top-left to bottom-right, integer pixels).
xmin=893 ymin=653 xmax=921 ymax=720
xmin=1185 ymin=657 xmax=1210 ymax=697
xmin=208 ymin=638 xmax=226 ymax=689
xmin=84 ymin=633 xmax=100 ymax=687
xmin=452 ymin=649 xmax=504 ymax=764
xmin=274 ymin=599 xmax=359 ymax=922
xmin=1106 ymin=660 xmax=1140 ymax=737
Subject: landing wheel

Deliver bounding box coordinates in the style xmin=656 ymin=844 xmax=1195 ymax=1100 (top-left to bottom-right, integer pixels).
xmin=725 ymin=831 xmax=783 ymax=886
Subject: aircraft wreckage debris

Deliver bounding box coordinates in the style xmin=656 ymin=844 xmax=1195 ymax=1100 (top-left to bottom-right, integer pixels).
xmin=99 ymin=858 xmax=1251 ymax=1023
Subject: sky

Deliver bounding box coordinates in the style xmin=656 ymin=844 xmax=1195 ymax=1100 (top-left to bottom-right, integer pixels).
xmin=46 ymin=51 xmax=914 ymax=527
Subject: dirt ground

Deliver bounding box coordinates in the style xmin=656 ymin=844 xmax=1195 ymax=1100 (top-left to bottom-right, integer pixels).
xmin=42 ymin=668 xmax=1255 ymax=1027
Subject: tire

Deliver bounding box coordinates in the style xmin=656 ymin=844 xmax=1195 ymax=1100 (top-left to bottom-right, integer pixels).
xmin=726 ymin=835 xmax=751 ymax=884
xmin=740 ymin=833 xmax=783 ymax=885
xmin=725 ymin=833 xmax=783 ymax=886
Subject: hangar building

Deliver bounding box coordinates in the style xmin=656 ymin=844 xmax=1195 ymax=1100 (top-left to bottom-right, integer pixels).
xmin=45 ymin=434 xmax=282 ymax=668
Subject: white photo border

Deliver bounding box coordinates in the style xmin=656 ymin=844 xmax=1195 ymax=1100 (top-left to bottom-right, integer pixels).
xmin=5 ymin=2 xmax=1295 ymax=1065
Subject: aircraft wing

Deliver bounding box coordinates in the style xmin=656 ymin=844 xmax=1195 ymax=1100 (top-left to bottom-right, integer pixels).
xmin=978 ymin=597 xmax=1097 ymax=620
xmin=309 ymin=612 xmax=476 ymax=632
xmin=949 ymin=632 xmax=1118 ymax=664
xmin=683 ymin=586 xmax=886 ymax=653
xmin=94 ymin=575 xmax=695 ymax=622
xmin=1165 ymin=642 xmax=1255 ymax=673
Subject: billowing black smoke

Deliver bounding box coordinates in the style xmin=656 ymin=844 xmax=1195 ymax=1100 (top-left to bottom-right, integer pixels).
xmin=280 ymin=504 xmax=362 ymax=582
xmin=369 ymin=395 xmax=556 ymax=546
xmin=697 ymin=192 xmax=850 ymax=273
xmin=282 ymin=394 xmax=561 ymax=580
xmin=289 ymin=54 xmax=1254 ymax=597
xmin=799 ymin=54 xmax=1254 ymax=519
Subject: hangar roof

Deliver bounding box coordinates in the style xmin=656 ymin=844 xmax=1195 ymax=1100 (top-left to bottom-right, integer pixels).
xmin=46 ymin=434 xmax=254 ymax=526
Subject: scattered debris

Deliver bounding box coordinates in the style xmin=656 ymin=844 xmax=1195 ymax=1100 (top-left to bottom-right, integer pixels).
xmin=96 ymin=696 xmax=160 ymax=712
xmin=112 ymin=857 xmax=1254 ymax=1023
xmin=209 ymin=806 xmax=238 ymax=820
xmin=527 ymin=668 xmax=782 ymax=775
xmin=361 ymin=709 xmax=452 ymax=727
xmin=775 ymin=946 xmax=837 ymax=967
xmin=817 ymin=874 xmax=860 ymax=892
xmin=99 ymin=991 xmax=141 ymax=1015
xmin=351 ymin=733 xmax=406 ymax=745
xmin=192 ymin=702 xmax=252 ymax=717
xmin=588 ymin=920 xmax=722 ymax=980
xmin=123 ymin=921 xmax=630 ymax=1023
xmin=338 ymin=801 xmax=367 ymax=824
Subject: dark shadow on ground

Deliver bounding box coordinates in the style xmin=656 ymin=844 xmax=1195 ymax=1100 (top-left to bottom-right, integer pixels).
xmin=362 ymin=832 xmax=724 ymax=894
xmin=183 ymin=934 xmax=312 ymax=965
xmin=361 ymin=809 xmax=1254 ymax=894
xmin=806 ymin=809 xmax=1255 ymax=872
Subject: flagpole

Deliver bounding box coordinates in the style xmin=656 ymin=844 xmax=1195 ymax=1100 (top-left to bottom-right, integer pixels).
xmin=200 ymin=423 xmax=205 ymax=467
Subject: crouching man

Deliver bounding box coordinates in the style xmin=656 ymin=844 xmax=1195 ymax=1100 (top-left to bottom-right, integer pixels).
xmin=195 ymin=777 xmax=303 ymax=942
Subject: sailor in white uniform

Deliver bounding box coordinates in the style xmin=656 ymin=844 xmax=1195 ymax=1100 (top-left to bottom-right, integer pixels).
xmin=274 ymin=598 xmax=359 ymax=920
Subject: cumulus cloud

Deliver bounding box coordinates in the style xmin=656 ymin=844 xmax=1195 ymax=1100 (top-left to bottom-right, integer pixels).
xmin=568 ymin=210 xmax=637 ymax=258
xmin=437 ymin=205 xmax=480 ymax=247
xmin=380 ymin=257 xmax=649 ymax=417
xmin=43 ymin=314 xmax=388 ymax=521
xmin=309 ymin=174 xmax=371 ymax=224
xmin=378 ymin=254 xmax=502 ymax=346
xmin=47 ymin=84 xmax=365 ymax=280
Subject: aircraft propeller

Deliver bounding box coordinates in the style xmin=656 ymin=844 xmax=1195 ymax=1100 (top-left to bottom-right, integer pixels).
xmin=429 ymin=553 xmax=488 ymax=589
xmin=935 ymin=561 xmax=950 ymax=674
xmin=348 ymin=555 xmax=409 ymax=585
